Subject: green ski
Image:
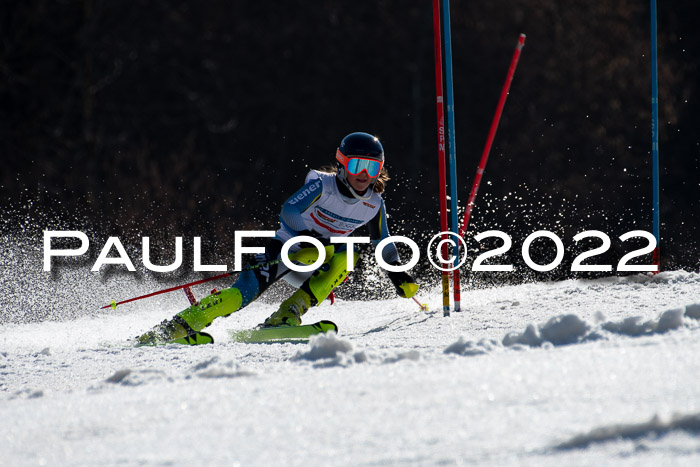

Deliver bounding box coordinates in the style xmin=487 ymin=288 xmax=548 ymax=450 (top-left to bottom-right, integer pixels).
xmin=135 ymin=330 xmax=215 ymax=346
xmin=230 ymin=320 xmax=338 ymax=343
xmin=169 ymin=331 xmax=214 ymax=346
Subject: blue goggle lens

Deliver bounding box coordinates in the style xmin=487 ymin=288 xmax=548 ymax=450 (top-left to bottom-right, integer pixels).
xmin=346 ymin=158 xmax=382 ymax=177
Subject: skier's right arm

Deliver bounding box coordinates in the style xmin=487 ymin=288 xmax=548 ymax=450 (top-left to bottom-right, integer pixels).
xmin=278 ymin=178 xmax=323 ymax=236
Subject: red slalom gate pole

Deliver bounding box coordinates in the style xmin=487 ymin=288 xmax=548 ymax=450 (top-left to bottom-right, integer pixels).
xmin=432 ymin=0 xmax=451 ymax=315
xmin=460 ymin=34 xmax=526 ymax=239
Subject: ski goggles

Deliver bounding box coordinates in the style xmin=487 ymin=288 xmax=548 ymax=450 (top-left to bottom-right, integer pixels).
xmin=336 ymin=150 xmax=384 ymax=178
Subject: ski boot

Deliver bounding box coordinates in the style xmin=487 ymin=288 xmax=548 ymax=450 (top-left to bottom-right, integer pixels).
xmin=261 ymin=249 xmax=359 ymax=327
xmin=135 ymin=288 xmax=243 ymax=345
xmin=135 ymin=315 xmax=213 ymax=346
xmin=262 ymin=288 xmax=312 ymax=327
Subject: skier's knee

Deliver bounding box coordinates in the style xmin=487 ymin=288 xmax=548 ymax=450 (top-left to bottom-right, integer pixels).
xmin=289 ymin=245 xmax=335 ymax=266
xmin=307 ymin=250 xmax=359 ymax=304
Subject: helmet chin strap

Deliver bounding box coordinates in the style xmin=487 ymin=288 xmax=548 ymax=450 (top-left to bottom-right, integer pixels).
xmin=338 ymin=166 xmax=375 ymax=201
xmin=346 ymin=182 xmax=374 ymax=201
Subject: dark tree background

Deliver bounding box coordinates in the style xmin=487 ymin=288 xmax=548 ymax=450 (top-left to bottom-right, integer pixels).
xmin=2 ymin=0 xmax=699 ymax=275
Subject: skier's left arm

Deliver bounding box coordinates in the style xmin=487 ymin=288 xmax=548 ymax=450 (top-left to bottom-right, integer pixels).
xmin=368 ymin=200 xmax=419 ymax=299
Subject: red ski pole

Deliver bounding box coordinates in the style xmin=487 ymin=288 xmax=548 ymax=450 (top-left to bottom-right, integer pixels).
xmin=100 ymin=271 xmax=233 ymax=309
xmin=101 ymin=257 xmax=284 ymax=309
xmin=101 ymin=245 xmax=331 ymax=309
xmin=460 ymin=34 xmax=526 ymax=238
xmin=432 ymin=0 xmax=451 ymax=316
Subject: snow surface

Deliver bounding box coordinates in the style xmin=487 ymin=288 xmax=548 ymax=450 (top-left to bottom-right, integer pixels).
xmin=2 ymin=270 xmax=700 ymax=465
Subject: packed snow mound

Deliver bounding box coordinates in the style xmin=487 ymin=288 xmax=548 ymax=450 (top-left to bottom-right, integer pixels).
xmin=554 ymin=412 xmax=700 ymax=450
xmin=9 ymin=388 xmax=45 ymax=400
xmin=293 ymin=332 xmax=353 ymax=361
xmin=685 ymin=303 xmax=700 ymax=320
xmin=445 ymin=303 xmax=700 ymax=355
xmin=444 ymin=337 xmax=500 ymax=356
xmin=602 ymin=308 xmax=686 ymax=335
xmin=104 ymin=368 xmax=169 ymax=386
xmin=291 ymin=332 xmax=357 ymax=367
xmin=503 ymin=314 xmax=590 ymax=346
xmin=380 ymin=349 xmax=421 ymax=363
xmin=101 ymin=357 xmax=255 ymax=387
xmin=190 ymin=356 xmax=256 ymax=379
xmin=292 ymin=332 xmax=422 ymax=367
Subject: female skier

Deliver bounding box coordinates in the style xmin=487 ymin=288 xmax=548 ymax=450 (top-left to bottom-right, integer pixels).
xmin=137 ymin=132 xmax=419 ymax=345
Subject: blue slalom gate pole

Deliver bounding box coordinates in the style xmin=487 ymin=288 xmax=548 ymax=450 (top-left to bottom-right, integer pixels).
xmin=441 ymin=0 xmax=460 ymax=312
xmin=650 ymin=0 xmax=661 ymax=269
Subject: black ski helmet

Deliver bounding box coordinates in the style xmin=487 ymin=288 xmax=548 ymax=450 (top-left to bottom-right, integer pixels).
xmin=336 ymin=132 xmax=385 ymax=200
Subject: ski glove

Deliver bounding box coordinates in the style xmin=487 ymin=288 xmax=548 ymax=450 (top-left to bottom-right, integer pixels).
xmin=387 ymin=269 xmax=419 ymax=299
